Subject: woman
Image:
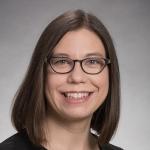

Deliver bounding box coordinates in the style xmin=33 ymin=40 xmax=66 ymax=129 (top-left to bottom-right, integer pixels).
xmin=0 ymin=10 xmax=123 ymax=150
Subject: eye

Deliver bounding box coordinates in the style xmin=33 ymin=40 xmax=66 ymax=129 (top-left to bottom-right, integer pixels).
xmin=83 ymin=58 xmax=106 ymax=69
xmin=50 ymin=57 xmax=72 ymax=65
xmin=85 ymin=58 xmax=102 ymax=65
xmin=89 ymin=59 xmax=99 ymax=64
xmin=55 ymin=59 xmax=67 ymax=64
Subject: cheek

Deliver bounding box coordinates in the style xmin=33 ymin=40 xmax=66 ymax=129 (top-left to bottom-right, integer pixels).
xmin=101 ymin=70 xmax=109 ymax=90
xmin=93 ymin=69 xmax=109 ymax=100
xmin=45 ymin=75 xmax=62 ymax=112
xmin=45 ymin=73 xmax=66 ymax=101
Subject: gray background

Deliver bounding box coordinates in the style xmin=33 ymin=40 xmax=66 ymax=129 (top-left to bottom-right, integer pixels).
xmin=0 ymin=0 xmax=150 ymax=149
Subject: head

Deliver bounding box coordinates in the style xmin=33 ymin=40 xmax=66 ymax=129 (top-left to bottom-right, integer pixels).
xmin=11 ymin=9 xmax=120 ymax=146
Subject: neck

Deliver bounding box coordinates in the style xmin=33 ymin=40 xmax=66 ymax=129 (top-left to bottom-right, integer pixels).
xmin=42 ymin=113 xmax=98 ymax=150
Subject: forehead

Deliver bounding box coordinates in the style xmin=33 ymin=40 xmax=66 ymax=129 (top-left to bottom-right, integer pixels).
xmin=53 ymin=28 xmax=106 ymax=57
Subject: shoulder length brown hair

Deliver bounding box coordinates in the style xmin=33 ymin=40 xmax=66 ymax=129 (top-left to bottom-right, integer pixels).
xmin=11 ymin=9 xmax=120 ymax=146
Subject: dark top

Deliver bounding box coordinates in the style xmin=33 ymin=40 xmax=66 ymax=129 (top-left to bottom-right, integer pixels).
xmin=0 ymin=131 xmax=123 ymax=150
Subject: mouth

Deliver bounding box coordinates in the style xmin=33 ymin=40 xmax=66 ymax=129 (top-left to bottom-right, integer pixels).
xmin=61 ymin=91 xmax=93 ymax=104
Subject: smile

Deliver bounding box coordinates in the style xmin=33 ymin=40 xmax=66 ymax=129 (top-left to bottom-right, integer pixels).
xmin=64 ymin=92 xmax=91 ymax=99
xmin=61 ymin=91 xmax=93 ymax=104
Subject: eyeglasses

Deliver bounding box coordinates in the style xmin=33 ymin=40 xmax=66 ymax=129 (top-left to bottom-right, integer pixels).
xmin=46 ymin=57 xmax=111 ymax=75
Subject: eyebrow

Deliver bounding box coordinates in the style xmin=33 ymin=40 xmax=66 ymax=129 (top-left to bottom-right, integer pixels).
xmin=52 ymin=53 xmax=69 ymax=57
xmin=85 ymin=52 xmax=105 ymax=57
xmin=52 ymin=52 xmax=105 ymax=58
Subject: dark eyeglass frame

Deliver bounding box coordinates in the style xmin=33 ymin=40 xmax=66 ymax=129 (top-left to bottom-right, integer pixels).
xmin=45 ymin=56 xmax=111 ymax=75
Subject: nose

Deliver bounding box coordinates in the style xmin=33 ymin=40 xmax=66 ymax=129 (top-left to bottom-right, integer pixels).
xmin=67 ymin=62 xmax=86 ymax=84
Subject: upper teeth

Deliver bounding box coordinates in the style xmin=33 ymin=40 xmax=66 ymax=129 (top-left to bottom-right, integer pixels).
xmin=65 ymin=92 xmax=89 ymax=99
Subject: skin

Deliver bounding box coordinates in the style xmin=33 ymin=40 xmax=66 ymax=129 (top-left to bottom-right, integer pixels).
xmin=44 ymin=28 xmax=109 ymax=150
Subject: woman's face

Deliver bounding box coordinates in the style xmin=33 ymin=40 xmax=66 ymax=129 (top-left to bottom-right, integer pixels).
xmin=45 ymin=28 xmax=109 ymax=121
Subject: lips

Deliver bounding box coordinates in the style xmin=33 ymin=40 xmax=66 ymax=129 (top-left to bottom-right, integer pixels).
xmin=64 ymin=92 xmax=90 ymax=99
xmin=61 ymin=91 xmax=93 ymax=104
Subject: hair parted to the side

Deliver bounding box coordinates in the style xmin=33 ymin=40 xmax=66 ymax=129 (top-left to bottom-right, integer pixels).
xmin=11 ymin=9 xmax=120 ymax=146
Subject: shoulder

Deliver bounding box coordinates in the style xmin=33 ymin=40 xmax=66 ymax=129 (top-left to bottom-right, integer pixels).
xmin=100 ymin=143 xmax=124 ymax=150
xmin=0 ymin=131 xmax=39 ymax=150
